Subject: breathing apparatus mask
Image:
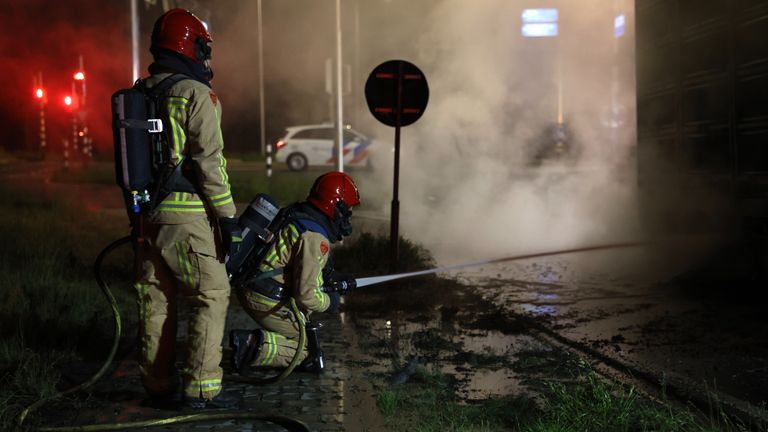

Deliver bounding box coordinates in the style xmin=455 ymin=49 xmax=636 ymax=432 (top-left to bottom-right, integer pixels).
xmin=334 ymin=201 xmax=353 ymax=238
xmin=194 ymin=37 xmax=214 ymax=80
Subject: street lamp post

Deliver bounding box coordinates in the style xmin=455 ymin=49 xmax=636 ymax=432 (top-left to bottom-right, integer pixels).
xmin=131 ymin=0 xmax=140 ymax=83
xmin=258 ymin=0 xmax=266 ymax=157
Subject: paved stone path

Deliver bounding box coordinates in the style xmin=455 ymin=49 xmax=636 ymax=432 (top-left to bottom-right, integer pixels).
xmin=39 ymin=294 xmax=387 ymax=431
xmin=217 ymin=299 xmax=387 ymax=432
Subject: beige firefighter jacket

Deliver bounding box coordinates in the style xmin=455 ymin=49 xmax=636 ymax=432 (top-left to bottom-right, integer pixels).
xmin=255 ymin=222 xmax=333 ymax=313
xmin=144 ymin=73 xmax=236 ymax=225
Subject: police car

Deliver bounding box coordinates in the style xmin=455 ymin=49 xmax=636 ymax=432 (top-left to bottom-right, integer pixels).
xmin=274 ymin=124 xmax=371 ymax=171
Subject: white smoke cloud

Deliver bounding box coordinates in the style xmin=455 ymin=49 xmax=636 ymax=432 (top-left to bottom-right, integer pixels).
xmin=357 ymin=0 xmax=640 ymax=264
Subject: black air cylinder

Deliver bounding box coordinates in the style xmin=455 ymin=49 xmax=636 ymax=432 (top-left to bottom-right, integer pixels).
xmin=226 ymin=193 xmax=280 ymax=278
xmin=112 ymin=88 xmax=153 ymax=191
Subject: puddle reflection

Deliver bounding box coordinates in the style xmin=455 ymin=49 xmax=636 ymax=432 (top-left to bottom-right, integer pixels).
xmin=520 ymin=303 xmax=557 ymax=316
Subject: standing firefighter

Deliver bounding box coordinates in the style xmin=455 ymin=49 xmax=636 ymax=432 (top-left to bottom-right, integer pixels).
xmin=132 ymin=9 xmax=241 ymax=409
xmin=230 ymin=172 xmax=360 ymax=372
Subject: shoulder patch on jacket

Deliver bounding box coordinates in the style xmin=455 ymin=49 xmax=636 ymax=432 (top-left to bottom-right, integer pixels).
xmin=209 ymin=91 xmax=218 ymax=106
xmin=320 ymin=241 xmax=330 ymax=256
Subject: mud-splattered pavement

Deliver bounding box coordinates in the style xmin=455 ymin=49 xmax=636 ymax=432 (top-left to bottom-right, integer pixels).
xmin=441 ymin=247 xmax=768 ymax=426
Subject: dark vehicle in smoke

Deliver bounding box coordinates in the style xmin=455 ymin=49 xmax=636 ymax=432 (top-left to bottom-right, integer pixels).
xmin=274 ymin=124 xmax=371 ymax=171
xmin=528 ymin=121 xmax=577 ymax=165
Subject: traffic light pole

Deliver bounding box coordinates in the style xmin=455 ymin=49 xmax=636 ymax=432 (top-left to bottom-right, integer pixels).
xmin=33 ymin=72 xmax=46 ymax=153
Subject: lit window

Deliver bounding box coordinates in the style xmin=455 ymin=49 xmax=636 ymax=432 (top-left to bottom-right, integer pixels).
xmin=522 ymin=23 xmax=558 ymax=38
xmin=614 ymin=14 xmax=625 ymax=37
xmin=522 ymin=8 xmax=558 ymax=38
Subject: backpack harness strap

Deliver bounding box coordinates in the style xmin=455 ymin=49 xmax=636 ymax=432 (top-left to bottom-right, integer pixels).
xmin=245 ymin=212 xmax=331 ymax=299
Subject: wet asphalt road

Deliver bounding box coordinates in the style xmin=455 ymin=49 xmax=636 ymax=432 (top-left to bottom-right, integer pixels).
xmin=447 ymin=246 xmax=768 ymax=426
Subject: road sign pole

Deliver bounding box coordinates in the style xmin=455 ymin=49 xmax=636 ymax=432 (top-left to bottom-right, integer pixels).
xmin=390 ymin=61 xmax=403 ymax=272
xmin=365 ymin=59 xmax=429 ymax=273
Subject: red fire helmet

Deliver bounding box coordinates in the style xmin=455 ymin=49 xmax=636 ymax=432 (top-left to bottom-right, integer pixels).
xmin=151 ymin=8 xmax=212 ymax=63
xmin=307 ymin=172 xmax=361 ymax=219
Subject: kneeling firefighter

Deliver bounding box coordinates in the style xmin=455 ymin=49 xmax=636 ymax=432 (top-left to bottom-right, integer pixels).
xmin=228 ymin=172 xmax=360 ymax=373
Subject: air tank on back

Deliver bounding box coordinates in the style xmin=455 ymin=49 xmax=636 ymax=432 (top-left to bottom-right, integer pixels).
xmin=225 ymin=193 xmax=280 ymax=279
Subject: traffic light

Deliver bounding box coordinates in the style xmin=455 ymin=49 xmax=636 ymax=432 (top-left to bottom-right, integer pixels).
xmin=64 ymin=95 xmax=73 ymax=107
xmin=35 ymin=88 xmax=44 ymax=99
xmin=74 ymin=71 xmax=85 ymax=81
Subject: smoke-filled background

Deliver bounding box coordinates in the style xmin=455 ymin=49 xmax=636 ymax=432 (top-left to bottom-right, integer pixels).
xmin=3 ymin=0 xmax=639 ymax=264
xmin=346 ymin=0 xmax=638 ymax=262
xmin=215 ymin=0 xmax=639 ymax=262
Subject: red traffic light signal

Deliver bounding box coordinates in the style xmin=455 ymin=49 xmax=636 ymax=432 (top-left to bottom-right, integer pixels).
xmin=64 ymin=95 xmax=73 ymax=106
xmin=35 ymin=88 xmax=44 ymax=99
xmin=74 ymin=71 xmax=85 ymax=81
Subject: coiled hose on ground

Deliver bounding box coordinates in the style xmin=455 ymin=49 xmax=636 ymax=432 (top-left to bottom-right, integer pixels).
xmin=15 ymin=236 xmax=309 ymax=432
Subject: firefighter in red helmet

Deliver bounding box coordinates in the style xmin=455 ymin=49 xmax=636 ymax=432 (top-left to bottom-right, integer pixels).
xmin=150 ymin=8 xmax=214 ymax=80
xmin=133 ymin=8 xmax=241 ymax=409
xmin=230 ymin=172 xmax=361 ymax=373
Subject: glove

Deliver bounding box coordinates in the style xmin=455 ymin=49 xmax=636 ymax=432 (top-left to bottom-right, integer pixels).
xmin=219 ymin=217 xmax=243 ymax=257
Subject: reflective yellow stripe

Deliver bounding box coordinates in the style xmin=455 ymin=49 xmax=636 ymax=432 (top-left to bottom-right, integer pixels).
xmin=155 ymin=206 xmax=206 ymax=213
xmin=260 ymin=332 xmax=277 ymax=366
xmin=257 ymin=224 xmax=300 ymax=273
xmin=176 ymin=243 xmax=193 ymax=287
xmin=167 ymin=97 xmax=189 ymax=160
xmin=210 ymin=191 xmax=233 ymax=207
xmin=156 ymin=193 xmax=206 ymax=212
xmin=213 ymin=106 xmax=229 ymax=185
xmin=212 ymin=196 xmax=233 ymax=207
xmin=249 ymin=291 xmax=280 ymax=308
xmin=288 ymin=224 xmax=299 ymax=242
xmin=161 ymin=197 xmax=203 ymax=207
xmin=157 ymin=200 xmax=204 ymax=205
xmin=314 ymin=270 xmax=327 ymax=308
xmin=210 ymin=191 xmax=229 ymax=200
xmin=188 ymin=379 xmax=222 ymax=392
xmin=218 ymin=153 xmax=229 ymax=185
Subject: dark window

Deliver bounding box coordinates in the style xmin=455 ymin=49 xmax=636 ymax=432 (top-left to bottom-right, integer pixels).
xmin=292 ymin=128 xmax=334 ymax=140
xmin=343 ymin=130 xmax=363 ymax=143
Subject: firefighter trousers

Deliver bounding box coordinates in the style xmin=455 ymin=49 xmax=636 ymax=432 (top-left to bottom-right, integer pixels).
xmin=237 ymin=290 xmax=309 ymax=367
xmin=134 ymin=217 xmax=230 ymax=400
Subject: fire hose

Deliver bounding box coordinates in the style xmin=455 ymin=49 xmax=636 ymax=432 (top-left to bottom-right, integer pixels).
xmin=354 ymin=241 xmax=646 ymax=287
xmin=15 ymin=237 xmax=644 ymax=431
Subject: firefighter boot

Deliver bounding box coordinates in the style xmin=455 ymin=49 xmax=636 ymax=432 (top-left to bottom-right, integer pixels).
xmin=185 ymin=389 xmax=243 ymax=410
xmin=296 ymin=321 xmax=325 ymax=373
xmin=229 ymin=329 xmax=263 ymax=374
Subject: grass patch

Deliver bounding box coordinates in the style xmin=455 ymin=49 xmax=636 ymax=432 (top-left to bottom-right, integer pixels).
xmin=0 ymin=148 xmax=44 ymax=164
xmin=512 ymin=349 xmax=591 ymax=383
xmin=44 ymin=160 xmax=318 ymax=207
xmin=50 ymin=163 xmax=114 ymax=184
xmin=377 ymin=368 xmax=740 ymax=432
xmin=526 ymin=374 xmax=728 ymax=432
xmin=334 ymin=231 xmax=436 ymax=276
xmin=377 ymin=367 xmax=538 ymax=432
xmin=0 ymin=184 xmax=134 ymax=430
xmin=229 ymin=169 xmax=319 ymax=206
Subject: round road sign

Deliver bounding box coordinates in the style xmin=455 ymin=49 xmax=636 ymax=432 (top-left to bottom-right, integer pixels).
xmin=364 ymin=60 xmax=429 ymax=127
